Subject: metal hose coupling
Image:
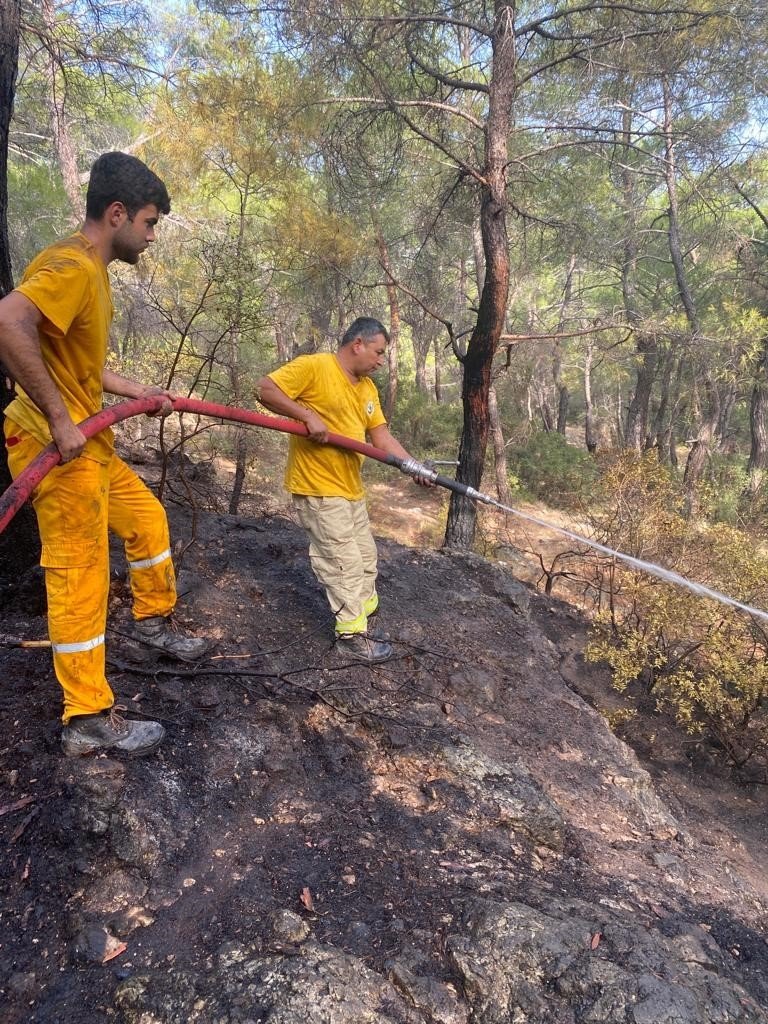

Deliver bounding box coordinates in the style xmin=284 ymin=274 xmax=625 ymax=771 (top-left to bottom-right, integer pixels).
xmin=399 ymin=457 xmax=439 ymax=484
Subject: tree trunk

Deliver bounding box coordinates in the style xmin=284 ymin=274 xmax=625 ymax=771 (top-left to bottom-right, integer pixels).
xmin=227 ymin=182 xmax=251 ymax=515
xmin=747 ymin=338 xmax=768 ymax=493
xmin=433 ymin=335 xmax=442 ymax=403
xmin=716 ymin=381 xmax=736 ymax=449
xmin=552 ymin=255 xmax=575 ymax=436
xmin=374 ymin=222 xmax=400 ymax=421
xmin=584 ymin=339 xmax=598 ymax=454
xmin=657 ymin=76 xmax=716 ymax=508
xmin=444 ymin=3 xmax=514 ymax=549
xmin=625 ymin=335 xmax=658 ymax=449
xmin=41 ymin=0 xmax=83 ymax=223
xmin=649 ymin=346 xmax=677 ymax=462
xmin=472 ymin=216 xmax=511 ymax=503
xmin=488 ymin=383 xmax=511 ymax=504
xmin=0 ymin=0 xmax=19 ymax=297
xmin=0 ymin=0 xmax=41 ymax=578
xmin=619 ymin=103 xmax=658 ymax=451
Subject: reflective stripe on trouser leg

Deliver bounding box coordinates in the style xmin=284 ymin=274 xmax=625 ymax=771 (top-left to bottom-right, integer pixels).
xmin=293 ymin=495 xmax=378 ymax=634
xmin=107 ymin=455 xmax=176 ymax=621
xmin=5 ymin=422 xmax=114 ymax=723
xmin=46 ymin=563 xmax=111 ymax=722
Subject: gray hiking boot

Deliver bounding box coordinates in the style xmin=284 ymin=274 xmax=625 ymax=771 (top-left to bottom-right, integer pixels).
xmin=61 ymin=706 xmax=165 ymax=757
xmin=337 ymin=632 xmax=393 ymax=664
xmin=134 ymin=616 xmax=210 ymax=662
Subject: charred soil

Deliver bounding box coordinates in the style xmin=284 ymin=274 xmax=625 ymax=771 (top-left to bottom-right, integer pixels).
xmin=1 ymin=455 xmax=768 ymax=1023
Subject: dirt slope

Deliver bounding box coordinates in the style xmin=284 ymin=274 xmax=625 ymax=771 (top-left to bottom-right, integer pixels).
xmin=1 ymin=462 xmax=768 ymax=1023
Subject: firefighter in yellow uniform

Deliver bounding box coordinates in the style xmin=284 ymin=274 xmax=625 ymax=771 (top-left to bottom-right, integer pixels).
xmin=0 ymin=152 xmax=208 ymax=757
xmin=257 ymin=317 xmax=431 ymax=665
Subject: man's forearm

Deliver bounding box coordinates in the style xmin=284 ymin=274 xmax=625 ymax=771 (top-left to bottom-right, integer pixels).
xmin=368 ymin=424 xmax=411 ymax=461
xmin=257 ymin=376 xmax=329 ymax=442
xmin=257 ymin=376 xmax=311 ymax=423
xmin=102 ymin=368 xmax=146 ymax=398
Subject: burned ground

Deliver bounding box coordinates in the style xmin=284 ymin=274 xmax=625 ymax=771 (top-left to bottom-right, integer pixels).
xmin=2 ymin=456 xmax=768 ymax=1023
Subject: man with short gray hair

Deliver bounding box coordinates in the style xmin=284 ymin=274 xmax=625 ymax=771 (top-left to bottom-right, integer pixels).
xmin=257 ymin=317 xmax=429 ymax=664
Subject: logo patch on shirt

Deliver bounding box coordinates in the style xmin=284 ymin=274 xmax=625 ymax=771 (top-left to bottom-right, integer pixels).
xmin=366 ymin=401 xmax=375 ymax=416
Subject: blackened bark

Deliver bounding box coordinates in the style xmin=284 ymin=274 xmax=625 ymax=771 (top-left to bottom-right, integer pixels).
xmin=0 ymin=0 xmax=41 ymax=578
xmin=444 ymin=1 xmax=514 ymax=549
xmin=0 ymin=0 xmax=19 ymax=297
xmin=473 ymin=216 xmax=511 ymax=503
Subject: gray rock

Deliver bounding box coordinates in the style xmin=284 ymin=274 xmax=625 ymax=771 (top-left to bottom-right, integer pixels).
xmin=388 ymin=961 xmax=469 ymax=1024
xmin=446 ymin=896 xmax=767 ymax=1024
xmin=115 ymin=941 xmax=423 ymax=1023
xmin=438 ymin=743 xmax=567 ymax=851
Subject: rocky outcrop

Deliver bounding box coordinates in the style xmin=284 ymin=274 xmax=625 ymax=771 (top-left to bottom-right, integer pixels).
xmin=3 ymin=510 xmax=768 ymax=1024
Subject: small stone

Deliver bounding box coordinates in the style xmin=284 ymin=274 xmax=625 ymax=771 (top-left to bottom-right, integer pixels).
xmin=269 ymin=909 xmax=310 ymax=944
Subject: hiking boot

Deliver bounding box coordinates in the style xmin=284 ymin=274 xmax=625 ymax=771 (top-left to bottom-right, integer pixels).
xmin=61 ymin=706 xmax=165 ymax=757
xmin=336 ymin=632 xmax=393 ymax=664
xmin=134 ymin=616 xmax=210 ymax=662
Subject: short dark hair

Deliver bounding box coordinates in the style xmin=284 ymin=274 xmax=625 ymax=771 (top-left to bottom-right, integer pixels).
xmin=85 ymin=152 xmax=171 ymax=220
xmin=340 ymin=317 xmax=389 ymax=348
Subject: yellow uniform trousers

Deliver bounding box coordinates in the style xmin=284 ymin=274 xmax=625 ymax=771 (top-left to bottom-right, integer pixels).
xmin=292 ymin=494 xmax=379 ymax=635
xmin=4 ymin=420 xmax=176 ymax=722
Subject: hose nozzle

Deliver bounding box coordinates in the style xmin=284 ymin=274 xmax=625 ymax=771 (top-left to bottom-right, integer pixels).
xmin=399 ymin=457 xmax=439 ymax=485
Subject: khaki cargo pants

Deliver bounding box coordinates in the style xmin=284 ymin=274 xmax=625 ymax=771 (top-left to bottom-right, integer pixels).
xmin=292 ymin=495 xmax=379 ymax=635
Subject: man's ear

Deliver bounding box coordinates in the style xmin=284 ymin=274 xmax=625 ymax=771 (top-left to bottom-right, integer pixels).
xmin=106 ymin=201 xmax=127 ymax=228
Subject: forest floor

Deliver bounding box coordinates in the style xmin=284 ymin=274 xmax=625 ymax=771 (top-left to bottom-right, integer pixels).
xmin=1 ymin=444 xmax=768 ymax=1022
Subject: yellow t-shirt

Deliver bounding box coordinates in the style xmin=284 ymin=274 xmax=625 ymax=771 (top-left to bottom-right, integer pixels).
xmin=5 ymin=233 xmax=115 ymax=463
xmin=268 ymin=352 xmax=387 ymax=500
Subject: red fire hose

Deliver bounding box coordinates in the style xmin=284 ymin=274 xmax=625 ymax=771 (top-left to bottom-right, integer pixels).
xmin=0 ymin=396 xmax=482 ymax=537
xmin=6 ymin=397 xmax=768 ymax=625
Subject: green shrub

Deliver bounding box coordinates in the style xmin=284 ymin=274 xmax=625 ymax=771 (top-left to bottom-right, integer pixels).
xmin=388 ymin=385 xmax=462 ymax=459
xmin=510 ymin=431 xmax=597 ymax=509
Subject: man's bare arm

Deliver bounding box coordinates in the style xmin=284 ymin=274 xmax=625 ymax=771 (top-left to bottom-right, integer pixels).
xmin=102 ymin=368 xmax=174 ymax=416
xmin=256 ymin=376 xmax=329 ymax=442
xmin=0 ymin=291 xmax=85 ymax=461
